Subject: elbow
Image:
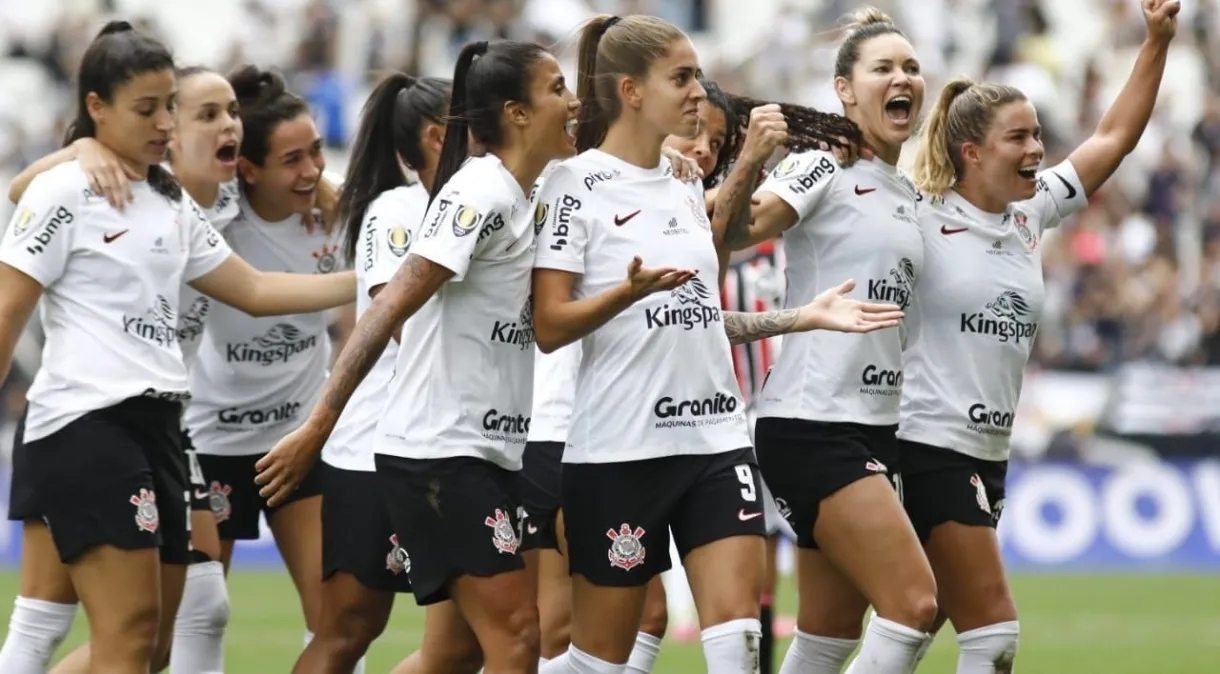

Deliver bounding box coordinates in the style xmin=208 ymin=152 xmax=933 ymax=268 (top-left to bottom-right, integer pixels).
xmin=532 ymin=319 xmax=565 ymax=354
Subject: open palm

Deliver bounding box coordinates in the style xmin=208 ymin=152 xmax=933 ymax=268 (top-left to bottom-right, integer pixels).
xmin=797 ymin=279 xmax=905 ymax=334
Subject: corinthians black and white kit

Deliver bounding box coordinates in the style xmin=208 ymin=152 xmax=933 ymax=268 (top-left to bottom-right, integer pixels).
xmin=371 ymin=155 xmax=534 ymax=605
xmin=533 ymin=150 xmax=763 ymax=587
xmin=751 ymin=151 xmax=924 ymax=547
xmin=0 ymin=161 xmax=230 ymax=563
xmin=187 ymin=198 xmax=342 ymax=540
xmin=176 ymin=178 xmax=241 ymax=514
xmin=320 ymin=183 xmax=425 ymax=594
xmin=899 ymin=161 xmax=1087 ymax=540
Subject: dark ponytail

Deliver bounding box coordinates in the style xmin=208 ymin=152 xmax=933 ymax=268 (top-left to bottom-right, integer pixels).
xmin=699 ymin=78 xmax=742 ymax=189
xmin=65 ymin=19 xmax=180 ymax=201
xmin=430 ymin=41 xmax=488 ymax=204
xmin=227 ymin=64 xmax=308 ymax=186
xmin=727 ymin=94 xmax=863 ymax=155
xmin=341 ymin=72 xmax=450 ymax=265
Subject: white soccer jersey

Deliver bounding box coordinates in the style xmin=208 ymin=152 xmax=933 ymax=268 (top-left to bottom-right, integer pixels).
xmin=528 ymin=342 xmax=581 ymax=444
xmin=899 ymin=160 xmax=1087 ymax=462
xmin=533 ymin=149 xmax=752 ymax=464
xmin=754 ymin=151 xmax=924 ymax=426
xmin=0 ymin=162 xmax=230 ymax=442
xmin=186 ymin=198 xmax=342 ymax=456
xmin=322 ymin=183 xmax=427 ymax=471
xmin=374 ymin=154 xmax=535 ymax=470
xmin=178 ymin=179 xmax=241 ymax=367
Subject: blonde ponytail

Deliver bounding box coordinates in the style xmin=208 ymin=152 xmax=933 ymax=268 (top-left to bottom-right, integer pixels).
xmin=913 ymin=78 xmax=1028 ymax=195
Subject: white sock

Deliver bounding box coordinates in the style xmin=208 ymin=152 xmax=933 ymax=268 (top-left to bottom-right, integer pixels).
xmin=538 ymin=651 xmax=570 ymax=672
xmin=956 ymin=621 xmax=1018 ymax=674
xmin=170 ymin=561 xmax=230 ymax=674
xmin=912 ymin=632 xmax=935 ymax=671
xmin=564 ymin=644 xmax=625 ymax=673
xmin=702 ymin=617 xmax=763 ymax=674
xmin=302 ymin=629 xmax=367 ymax=673
xmin=626 ymin=632 xmax=662 ymax=673
xmin=777 ymin=628 xmax=858 ymax=674
xmin=843 ymin=616 xmax=926 ymax=674
xmin=0 ymin=596 xmax=76 ymax=673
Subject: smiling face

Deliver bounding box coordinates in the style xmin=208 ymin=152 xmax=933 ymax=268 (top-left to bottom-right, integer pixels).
xmin=516 ymin=52 xmax=581 ymax=161
xmin=238 ymin=113 xmax=324 ymax=216
xmin=963 ymin=100 xmax=1045 ymax=204
xmin=835 ymin=32 xmax=925 ymax=154
xmin=171 ymin=71 xmax=243 ymax=183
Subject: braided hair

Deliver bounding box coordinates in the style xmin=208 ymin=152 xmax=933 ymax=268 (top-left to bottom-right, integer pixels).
xmin=728 ymin=95 xmax=863 ymax=155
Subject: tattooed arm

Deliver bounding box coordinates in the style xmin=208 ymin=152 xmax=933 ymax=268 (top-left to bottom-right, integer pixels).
xmin=313 ymin=254 xmax=451 ymax=434
xmin=723 ymin=309 xmax=800 ymax=345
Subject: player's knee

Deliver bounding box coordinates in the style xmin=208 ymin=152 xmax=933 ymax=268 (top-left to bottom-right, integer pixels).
xmin=325 ymin=605 xmax=388 ymax=657
xmin=639 ymin=595 xmax=668 ymax=638
xmin=898 ymin=589 xmax=939 ymax=632
xmin=500 ymin=601 xmax=541 ymax=662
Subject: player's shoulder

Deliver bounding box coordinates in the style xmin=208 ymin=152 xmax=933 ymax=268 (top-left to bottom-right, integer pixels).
xmin=31 ymin=161 xmax=91 ymax=199
xmin=370 ymin=183 xmax=428 ymax=215
xmin=766 ymin=149 xmax=842 ymax=190
xmin=443 ymin=156 xmax=517 ymax=209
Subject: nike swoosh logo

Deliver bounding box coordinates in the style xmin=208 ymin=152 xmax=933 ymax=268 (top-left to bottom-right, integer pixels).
xmin=738 ymin=509 xmax=763 ymax=521
xmin=854 ymin=185 xmax=876 ymax=195
xmin=193 ymin=489 xmax=209 ymax=500
xmin=614 ymin=210 xmax=642 ymax=226
xmin=103 ymin=229 xmax=130 ymax=243
xmin=527 ymin=524 xmax=538 ymax=534
xmin=1052 ymin=172 xmax=1077 ymax=199
xmin=941 ymin=225 xmax=968 ymax=235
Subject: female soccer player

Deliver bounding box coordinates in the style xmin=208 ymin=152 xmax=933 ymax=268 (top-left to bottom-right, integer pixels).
xmin=530 ymin=14 xmax=902 ymax=673
xmin=901 ymin=1 xmax=1179 ymax=670
xmin=293 ymin=71 xmax=449 ymax=673
xmin=185 ymin=64 xmax=340 ymax=659
xmin=0 ymin=22 xmax=354 ymax=674
xmin=257 ymin=39 xmax=584 ymax=673
xmin=737 ymin=7 xmax=940 ymax=673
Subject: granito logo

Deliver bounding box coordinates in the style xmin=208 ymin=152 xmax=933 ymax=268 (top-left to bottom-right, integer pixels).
xmin=653 ymin=393 xmax=741 ymax=429
xmin=868 ymin=257 xmax=915 ymax=309
xmin=124 ymin=294 xmax=178 ymax=347
xmin=549 ymin=194 xmax=581 ymax=251
xmin=482 ymin=409 xmax=530 ymax=444
xmin=967 ymin=403 xmax=1014 ymax=436
xmin=644 ymin=277 xmax=722 ymax=330
xmin=217 ymin=401 xmax=303 ymax=429
xmin=583 ymin=169 xmax=619 ymax=190
xmin=23 ymin=206 xmax=73 ymax=255
xmin=960 ymin=290 xmax=1038 ymax=344
xmin=490 ymin=300 xmax=535 ymax=350
xmin=226 ymin=323 xmax=318 ymax=366
xmin=860 ymin=364 xmax=902 ymax=396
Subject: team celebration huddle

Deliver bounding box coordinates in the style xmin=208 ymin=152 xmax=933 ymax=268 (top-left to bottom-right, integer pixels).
xmin=0 ymin=0 xmax=1180 ymax=672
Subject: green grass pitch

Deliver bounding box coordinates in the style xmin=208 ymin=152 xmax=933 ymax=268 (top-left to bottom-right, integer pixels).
xmin=2 ymin=572 xmax=1217 ymax=672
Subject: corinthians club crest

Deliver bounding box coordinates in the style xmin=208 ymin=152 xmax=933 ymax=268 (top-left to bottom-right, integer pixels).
xmin=208 ymin=481 xmax=233 ymax=523
xmin=606 ymin=523 xmax=647 ymax=570
xmin=385 ymin=534 xmax=411 ymax=575
xmin=130 ymin=488 xmax=159 ymax=533
xmin=485 ymin=508 xmax=520 ymax=554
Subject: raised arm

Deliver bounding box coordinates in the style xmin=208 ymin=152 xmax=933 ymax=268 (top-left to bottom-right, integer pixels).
xmin=189 ymin=257 xmax=357 ymax=317
xmin=713 ymin=105 xmax=788 ymax=253
xmin=1068 ymin=0 xmax=1178 ymax=197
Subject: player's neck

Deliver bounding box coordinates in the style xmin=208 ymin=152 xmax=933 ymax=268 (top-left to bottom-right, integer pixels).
xmin=175 ymin=167 xmax=220 ymax=209
xmin=954 ymin=178 xmax=1007 ymax=214
xmin=600 ymin=120 xmax=665 ymax=170
xmin=492 ymin=145 xmax=549 ymax=200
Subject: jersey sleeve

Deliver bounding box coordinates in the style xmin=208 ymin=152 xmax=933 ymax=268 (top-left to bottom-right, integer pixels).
xmin=532 ymin=166 xmax=589 ymax=275
xmin=360 ymin=190 xmax=425 ymax=291
xmin=0 ymin=169 xmax=82 ymax=287
xmin=755 ymin=150 xmax=839 ymax=221
xmin=1028 ymin=160 xmax=1088 ymax=233
xmin=411 ymin=174 xmax=505 ymax=282
xmin=182 ymin=198 xmax=233 ymax=282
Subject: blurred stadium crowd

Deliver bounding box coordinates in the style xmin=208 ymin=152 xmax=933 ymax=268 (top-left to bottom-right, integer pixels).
xmin=1 ymin=0 xmax=1219 ymax=457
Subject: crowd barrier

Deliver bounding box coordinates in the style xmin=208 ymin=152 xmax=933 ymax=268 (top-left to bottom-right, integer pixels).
xmin=0 ymin=459 xmax=1217 ymax=572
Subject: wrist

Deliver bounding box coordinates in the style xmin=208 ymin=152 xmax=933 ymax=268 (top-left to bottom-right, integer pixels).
xmin=614 ymin=279 xmax=641 ymax=305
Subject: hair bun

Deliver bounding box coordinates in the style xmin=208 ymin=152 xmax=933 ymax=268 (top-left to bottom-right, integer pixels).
xmin=846 ymin=6 xmax=894 ymax=30
xmin=227 ymin=64 xmax=287 ymax=104
xmin=96 ymin=20 xmax=134 ymax=38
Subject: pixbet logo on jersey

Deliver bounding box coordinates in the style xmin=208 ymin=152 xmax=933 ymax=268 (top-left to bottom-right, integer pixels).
xmin=960 ymin=290 xmax=1039 ymax=344
xmin=644 ymin=277 xmax=721 ymax=330
xmin=868 ymin=257 xmax=915 ymax=310
xmin=967 ymin=403 xmax=1014 ymax=436
xmin=548 ymin=194 xmax=581 ymax=251
xmin=226 ymin=323 xmax=318 ymax=366
xmin=124 ymin=294 xmax=179 ymax=347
